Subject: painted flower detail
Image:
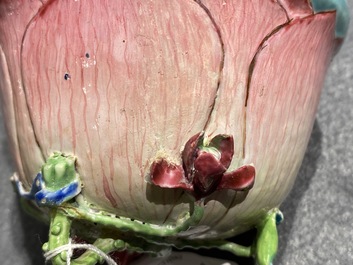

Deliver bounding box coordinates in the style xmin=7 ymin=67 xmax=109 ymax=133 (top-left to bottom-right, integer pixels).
xmin=150 ymin=133 xmax=255 ymax=200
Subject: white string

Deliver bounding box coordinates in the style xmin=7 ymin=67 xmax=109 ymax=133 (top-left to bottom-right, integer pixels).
xmin=66 ymin=239 xmax=72 ymax=265
xmin=44 ymin=241 xmax=118 ymax=265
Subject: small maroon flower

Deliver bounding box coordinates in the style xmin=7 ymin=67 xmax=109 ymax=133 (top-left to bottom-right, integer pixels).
xmin=150 ymin=133 xmax=255 ymax=200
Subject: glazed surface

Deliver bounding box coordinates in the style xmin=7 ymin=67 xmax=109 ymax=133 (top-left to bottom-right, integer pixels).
xmin=0 ymin=0 xmax=340 ymax=238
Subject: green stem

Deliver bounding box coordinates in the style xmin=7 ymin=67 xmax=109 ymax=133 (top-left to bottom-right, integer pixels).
xmin=70 ymin=239 xmax=117 ymax=265
xmin=173 ymin=239 xmax=251 ymax=257
xmin=60 ymin=203 xmax=204 ymax=238
xmin=45 ymin=210 xmax=120 ymax=265
xmin=44 ymin=204 xmax=282 ymax=264
xmin=45 ymin=209 xmax=72 ymax=265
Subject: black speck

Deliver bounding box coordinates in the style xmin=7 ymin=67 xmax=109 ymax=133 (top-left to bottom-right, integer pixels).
xmin=85 ymin=53 xmax=90 ymax=58
xmin=122 ymin=40 xmax=126 ymax=43
xmin=64 ymin=73 xmax=71 ymax=80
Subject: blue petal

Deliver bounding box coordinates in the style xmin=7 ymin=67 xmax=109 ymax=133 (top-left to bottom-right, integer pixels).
xmin=14 ymin=173 xmax=42 ymax=200
xmin=35 ymin=182 xmax=81 ymax=206
xmin=311 ymin=0 xmax=350 ymax=38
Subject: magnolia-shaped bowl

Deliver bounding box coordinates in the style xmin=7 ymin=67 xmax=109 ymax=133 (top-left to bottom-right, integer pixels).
xmin=0 ymin=0 xmax=349 ymax=264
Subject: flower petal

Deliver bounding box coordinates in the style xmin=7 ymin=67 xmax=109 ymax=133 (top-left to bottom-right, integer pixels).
xmin=150 ymin=159 xmax=192 ymax=191
xmin=193 ymin=151 xmax=226 ymax=194
xmin=0 ymin=0 xmax=45 ymax=187
xmin=19 ymin=0 xmax=223 ymax=221
xmin=181 ymin=132 xmax=204 ymax=180
xmin=200 ymin=11 xmax=338 ymax=236
xmin=278 ymin=0 xmax=313 ymax=18
xmin=208 ymin=134 xmax=234 ymax=168
xmin=244 ymin=13 xmax=336 ymax=203
xmin=218 ymin=165 xmax=255 ymax=191
xmin=311 ymin=0 xmax=350 ymax=38
xmin=199 ymin=0 xmax=288 ymax=166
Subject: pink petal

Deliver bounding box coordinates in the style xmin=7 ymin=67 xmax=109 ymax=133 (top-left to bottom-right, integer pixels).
xmin=199 ymin=0 xmax=288 ymax=164
xmin=0 ymin=1 xmax=45 ymax=187
xmin=217 ymin=165 xmax=255 ymax=191
xmin=150 ymin=160 xmax=192 ymax=191
xmin=207 ymin=13 xmax=337 ymax=235
xmin=19 ymin=0 xmax=223 ymax=220
xmin=277 ymin=0 xmax=313 ymax=18
xmin=244 ymin=13 xmax=336 ymax=200
xmin=200 ymin=11 xmax=338 ymax=235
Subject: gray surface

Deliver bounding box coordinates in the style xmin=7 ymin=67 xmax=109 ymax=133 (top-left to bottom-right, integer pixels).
xmin=1 ymin=6 xmax=352 ymax=265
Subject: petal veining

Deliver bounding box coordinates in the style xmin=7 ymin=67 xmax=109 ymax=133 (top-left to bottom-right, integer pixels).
xmin=20 ymin=0 xmax=223 ymax=223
